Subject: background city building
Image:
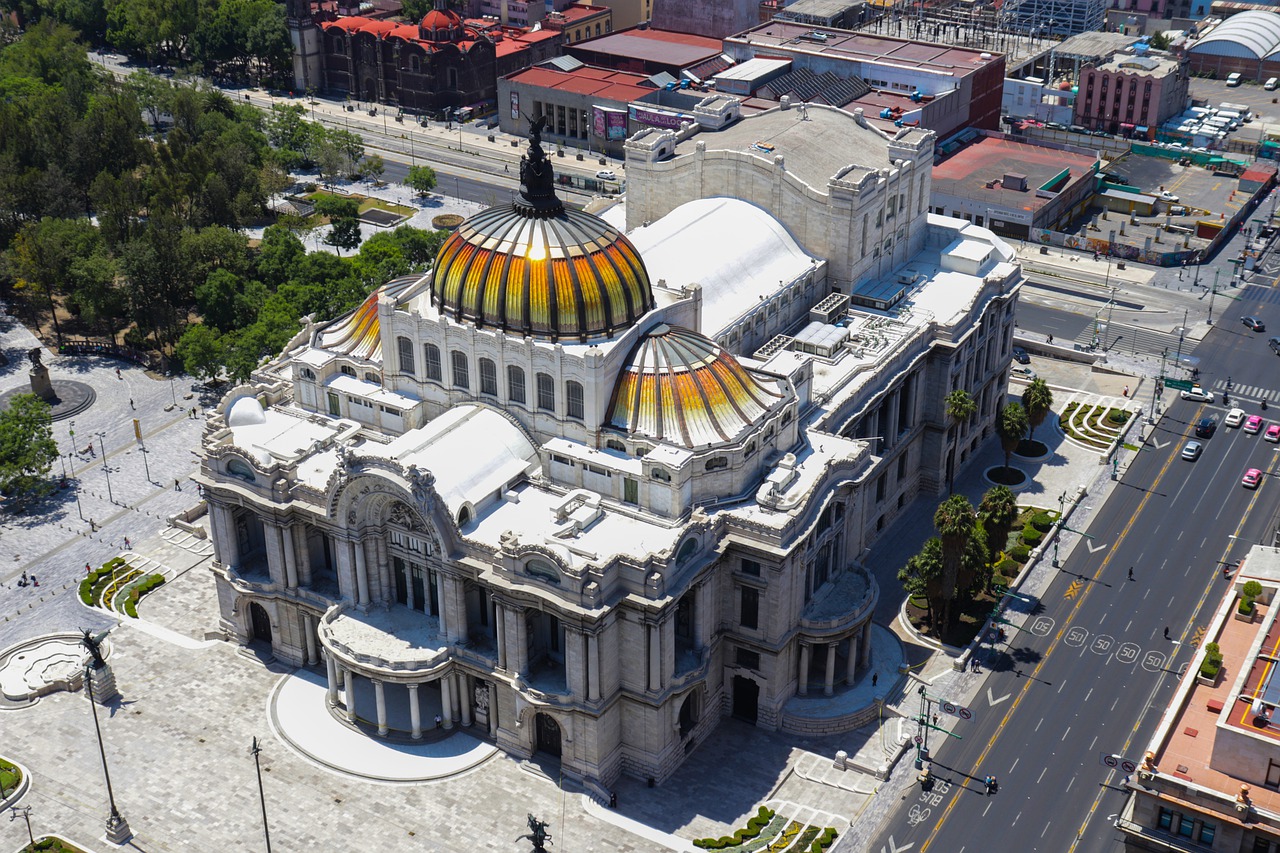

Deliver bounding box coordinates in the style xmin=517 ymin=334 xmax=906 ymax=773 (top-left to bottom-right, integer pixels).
xmin=1075 ymin=53 xmax=1190 ymax=138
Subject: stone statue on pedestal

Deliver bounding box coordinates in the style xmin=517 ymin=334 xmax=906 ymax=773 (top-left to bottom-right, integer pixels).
xmin=518 ymin=814 xmax=552 ymax=851
xmin=80 ymin=627 xmax=118 ymax=703
xmin=27 ymin=347 xmax=56 ymax=403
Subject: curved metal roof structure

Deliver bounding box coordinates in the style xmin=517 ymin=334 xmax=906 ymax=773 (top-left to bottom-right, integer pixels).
xmin=431 ymin=126 xmax=653 ymax=343
xmin=1189 ymin=11 xmax=1280 ymax=58
xmin=608 ymin=324 xmax=783 ymax=448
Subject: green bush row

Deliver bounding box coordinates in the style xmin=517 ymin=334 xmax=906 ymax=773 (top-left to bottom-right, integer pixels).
xmin=1010 ymin=544 xmax=1031 ymax=563
xmin=0 ymin=758 xmax=21 ymax=798
xmin=122 ymin=574 xmax=165 ymax=618
xmin=693 ymin=807 xmax=776 ymax=849
xmin=1020 ymin=526 xmax=1043 ymax=547
xmin=1030 ymin=512 xmax=1055 ymax=532
xmin=809 ymin=828 xmax=838 ymax=853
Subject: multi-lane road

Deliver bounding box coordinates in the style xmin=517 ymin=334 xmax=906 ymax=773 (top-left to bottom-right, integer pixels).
xmin=871 ymin=278 xmax=1280 ymax=853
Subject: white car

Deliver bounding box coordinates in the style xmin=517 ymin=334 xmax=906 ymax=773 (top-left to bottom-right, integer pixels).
xmin=1158 ymin=190 xmax=1180 ymax=202
xmin=1180 ymin=385 xmax=1213 ymax=402
xmin=1011 ymin=365 xmax=1037 ymax=381
xmin=1225 ymin=407 xmax=1246 ymax=428
xmin=595 ymin=170 xmax=618 ymax=181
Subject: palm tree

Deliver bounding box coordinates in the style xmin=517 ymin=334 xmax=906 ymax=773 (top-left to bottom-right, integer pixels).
xmin=997 ymin=402 xmax=1030 ymax=476
xmin=899 ymin=537 xmax=944 ymax=624
xmin=1021 ymin=379 xmax=1054 ymax=443
xmin=944 ymin=388 xmax=977 ymax=494
xmin=978 ymin=486 xmax=1018 ymax=586
xmin=934 ymin=494 xmax=976 ymax=632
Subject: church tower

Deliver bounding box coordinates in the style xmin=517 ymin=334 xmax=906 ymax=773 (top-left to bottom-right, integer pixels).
xmin=287 ymin=0 xmax=323 ymax=93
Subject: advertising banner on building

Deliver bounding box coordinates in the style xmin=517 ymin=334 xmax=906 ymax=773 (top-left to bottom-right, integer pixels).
xmin=592 ymin=106 xmax=627 ymax=140
xmin=628 ymin=104 xmax=690 ymax=130
xmin=510 ymin=91 xmax=519 ymax=120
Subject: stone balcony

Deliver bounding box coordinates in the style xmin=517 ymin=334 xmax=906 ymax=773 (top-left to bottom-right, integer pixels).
xmin=318 ymin=604 xmax=452 ymax=678
xmin=799 ymin=566 xmax=877 ymax=637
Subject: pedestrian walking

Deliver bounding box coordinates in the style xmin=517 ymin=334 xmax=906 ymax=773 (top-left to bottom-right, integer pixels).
xmin=1164 ymin=626 xmax=1170 ymax=639
xmin=1128 ymin=566 xmax=1134 ymax=581
xmin=174 ymin=479 xmax=181 ymax=491
xmin=123 ymin=537 xmax=131 ymax=549
xmin=871 ymin=673 xmax=878 ymax=688
xmin=189 ymin=408 xmax=195 ymax=419
xmin=31 ymin=575 xmax=38 ymax=587
xmin=1123 ymin=385 xmax=1129 ymax=397
xmin=21 ymin=572 xmax=28 ymax=586
xmin=1047 ymin=334 xmax=1054 ymax=344
xmin=115 ymin=367 xmax=121 ymax=379
xmin=129 ymin=398 xmax=134 ymax=409
xmin=85 ymin=563 xmax=92 ymax=574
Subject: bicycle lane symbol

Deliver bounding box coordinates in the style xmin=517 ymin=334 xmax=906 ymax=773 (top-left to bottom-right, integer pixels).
xmin=907 ymin=804 xmax=932 ymax=827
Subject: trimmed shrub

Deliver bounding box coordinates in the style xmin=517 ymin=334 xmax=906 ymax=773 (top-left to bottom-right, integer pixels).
xmin=1199 ymin=659 xmax=1220 ymax=679
xmin=1020 ymin=527 xmax=1043 ymax=547
xmin=1240 ymin=598 xmax=1256 ymax=616
xmin=1108 ymin=408 xmax=1130 ymax=425
xmin=1243 ymin=580 xmax=1264 ymax=600
xmin=1031 ymin=512 xmax=1055 ymax=532
xmin=996 ymin=557 xmax=1018 ymax=578
xmin=1010 ymin=544 xmax=1031 ymax=563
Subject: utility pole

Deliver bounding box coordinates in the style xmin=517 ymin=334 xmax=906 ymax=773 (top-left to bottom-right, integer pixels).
xmin=250 ymin=737 xmax=273 ymax=853
xmin=1208 ymin=268 xmax=1220 ymax=325
xmin=1150 ymin=349 xmax=1167 ymax=425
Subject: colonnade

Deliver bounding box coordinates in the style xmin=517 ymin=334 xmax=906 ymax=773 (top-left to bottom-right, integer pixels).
xmin=797 ymin=619 xmax=874 ymax=697
xmin=324 ymin=653 xmax=492 ymax=740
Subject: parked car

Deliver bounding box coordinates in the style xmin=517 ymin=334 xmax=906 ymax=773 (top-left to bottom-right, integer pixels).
xmin=1243 ymin=467 xmax=1263 ymax=488
xmin=1158 ymin=190 xmax=1180 ymax=202
xmin=1271 ymin=336 xmax=1280 ymax=354
xmin=1245 ymin=415 xmax=1264 ymax=434
xmin=1242 ymin=315 xmax=1266 ymax=332
xmin=1011 ymin=365 xmax=1037 ymax=380
xmin=1267 ymin=424 xmax=1280 ymax=442
xmin=1181 ymin=440 xmax=1203 ymax=461
xmin=1180 ymin=385 xmax=1214 ymax=402
xmin=1046 ymin=121 xmax=1067 ymax=130
xmin=1226 ymin=407 xmax=1247 ymax=427
xmin=1012 ymin=346 xmax=1030 ymax=364
xmin=595 ymin=170 xmax=618 ymax=181
xmin=1196 ymin=415 xmax=1218 ymax=437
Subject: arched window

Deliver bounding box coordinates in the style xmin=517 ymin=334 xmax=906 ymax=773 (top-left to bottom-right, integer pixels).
xmin=299 ymin=368 xmax=316 ymax=381
xmin=423 ymin=344 xmax=442 ymax=381
xmin=508 ymin=365 xmax=526 ymax=404
xmin=651 ymin=468 xmax=671 ymax=482
xmin=525 ymin=559 xmax=561 ymax=585
xmin=364 ymin=372 xmax=379 ymax=383
xmin=397 ymin=336 xmax=415 ymax=376
xmin=451 ymin=350 xmax=469 ymax=389
xmin=341 ymin=365 xmax=356 ymax=376
xmin=479 ymin=357 xmax=498 ymax=396
xmin=409 ymin=54 xmax=421 ymax=73
xmin=566 ymin=380 xmax=584 ymax=420
xmin=226 ymin=458 xmax=256 ymax=482
xmin=446 ymin=66 xmax=458 ymax=90
xmin=745 ymin=441 xmax=756 ymax=457
xmin=676 ymin=538 xmax=698 ymax=565
xmin=457 ymin=505 xmax=472 ymax=527
xmin=536 ymin=372 xmax=555 ymax=412
xmin=606 ymin=439 xmax=626 ymax=452
xmin=705 ymin=456 xmax=728 ymax=471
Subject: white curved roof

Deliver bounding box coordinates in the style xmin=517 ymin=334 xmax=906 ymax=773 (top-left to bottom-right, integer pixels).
xmin=625 ymin=196 xmax=817 ymax=338
xmin=1190 ymin=11 xmax=1280 ymax=58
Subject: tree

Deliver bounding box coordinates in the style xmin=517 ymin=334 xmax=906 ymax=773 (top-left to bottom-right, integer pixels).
xmin=254 ymin=224 xmax=306 ymax=288
xmin=4 ymin=217 xmax=102 ymax=340
xmin=943 ymin=388 xmax=976 ymax=494
xmin=0 ymin=393 xmax=59 ymax=500
xmin=934 ymin=494 xmax=976 ymax=632
xmin=124 ymin=69 xmax=172 ymax=131
xmin=357 ymin=153 xmax=385 ymax=184
xmin=324 ymin=216 xmax=362 ymax=255
xmin=1021 ymin=378 xmax=1054 ymax=442
xmin=313 ymin=193 xmax=359 ymax=220
xmin=977 ymin=485 xmax=1018 ymax=566
xmin=405 ymin=164 xmax=437 ymax=195
xmin=997 ymin=402 xmax=1030 ymax=475
xmin=1149 ymin=31 xmax=1171 ymax=50
xmin=899 ymin=537 xmax=943 ymax=623
xmin=175 ymin=322 xmax=225 ymax=381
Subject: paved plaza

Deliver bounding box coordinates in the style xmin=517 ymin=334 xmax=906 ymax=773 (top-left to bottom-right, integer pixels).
xmin=0 ymin=272 xmax=1162 ymax=853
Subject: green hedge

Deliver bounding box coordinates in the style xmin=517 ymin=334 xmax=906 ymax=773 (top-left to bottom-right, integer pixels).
xmin=1010 ymin=544 xmax=1031 ymax=563
xmin=1200 ymin=659 xmax=1221 ymax=679
xmin=0 ymin=758 xmax=20 ymax=798
xmin=1020 ymin=527 xmax=1043 ymax=547
xmin=693 ymin=807 xmax=775 ymax=849
xmin=1031 ymin=512 xmax=1055 ymax=533
xmin=810 ymin=828 xmax=838 ymax=852
xmin=1239 ymin=598 xmax=1256 ymax=616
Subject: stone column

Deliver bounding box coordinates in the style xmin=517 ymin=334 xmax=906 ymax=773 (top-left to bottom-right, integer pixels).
xmin=495 ymin=604 xmax=508 ymax=670
xmin=488 ymin=681 xmax=499 ymax=738
xmin=512 ymin=610 xmax=529 ymax=675
xmin=336 ymin=664 xmax=345 ymax=689
xmin=647 ymin=622 xmax=661 ymax=692
xmin=215 ymin=505 xmax=240 ymax=568
xmin=303 ymin=614 xmax=318 ymax=665
xmin=353 ymin=540 xmax=371 ymax=606
xmin=887 ymin=389 xmax=900 ymax=446
xmin=336 ymin=537 xmax=357 ymax=603
xmin=344 ymin=669 xmax=357 ymax=722
xmin=798 ymin=643 xmax=810 ymax=696
xmin=824 ymin=642 xmax=837 ymax=697
xmin=265 ymin=522 xmax=286 ymax=586
xmin=586 ymin=633 xmax=600 ymax=702
xmin=566 ymin=629 xmax=585 ymax=698
xmin=326 ymin=652 xmax=339 ymax=706
xmin=446 ymin=576 xmax=466 ymax=643
xmin=696 ymin=583 xmax=712 ymax=650
xmin=436 ymin=572 xmax=451 ymax=640
xmin=373 ymin=537 xmax=390 ymax=605
xmin=373 ymin=679 xmax=388 ymax=736
xmin=459 ymin=673 xmax=472 ymax=727
xmin=281 ymin=524 xmax=299 ymax=590
xmin=441 ymin=675 xmax=455 ymax=729
xmin=846 ymin=634 xmax=859 ymax=684
xmin=404 ymin=561 xmax=416 ymax=611
xmin=209 ymin=503 xmax=226 ymax=564
xmin=860 ymin=620 xmax=873 ymax=669
xmin=661 ymin=615 xmax=676 ymax=685
xmin=296 ymin=526 xmax=312 ymax=587
xmin=408 ymin=683 xmax=422 ymax=739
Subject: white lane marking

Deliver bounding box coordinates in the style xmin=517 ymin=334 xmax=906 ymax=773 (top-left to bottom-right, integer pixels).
xmin=1062 ymin=726 xmax=1071 ymax=741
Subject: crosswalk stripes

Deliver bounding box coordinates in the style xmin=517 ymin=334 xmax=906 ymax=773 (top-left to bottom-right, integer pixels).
xmin=1246 ymin=285 xmax=1280 ymax=305
xmin=1071 ymin=323 xmax=1192 ymax=360
xmin=1206 ymin=380 xmax=1280 ymax=403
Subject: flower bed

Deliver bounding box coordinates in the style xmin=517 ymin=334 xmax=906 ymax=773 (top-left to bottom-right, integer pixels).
xmin=79 ymin=559 xmax=164 ymax=616
xmin=1 ymin=758 xmax=21 ymax=798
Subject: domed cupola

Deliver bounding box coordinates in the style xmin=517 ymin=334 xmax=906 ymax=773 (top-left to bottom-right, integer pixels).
xmin=609 ymin=324 xmax=784 ymax=448
xmin=430 ymin=117 xmax=654 ymax=343
xmin=420 ymin=0 xmax=463 ymax=41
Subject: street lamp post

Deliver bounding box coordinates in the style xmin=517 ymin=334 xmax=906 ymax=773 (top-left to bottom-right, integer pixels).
xmin=85 ymin=667 xmax=131 ymax=843
xmin=250 ymin=737 xmax=273 ymax=853
xmin=98 ymin=433 xmax=114 ymax=504
xmin=1208 ymin=268 xmax=1220 ymax=325
xmin=9 ymin=806 xmax=34 ymax=847
xmin=140 ymin=443 xmax=152 ymax=483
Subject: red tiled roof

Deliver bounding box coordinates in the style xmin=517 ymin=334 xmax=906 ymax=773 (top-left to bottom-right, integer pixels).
xmin=505 ymin=64 xmax=652 ymax=102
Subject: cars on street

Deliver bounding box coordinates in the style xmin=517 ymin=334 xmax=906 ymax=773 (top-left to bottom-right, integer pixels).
xmin=1243 ymin=316 xmax=1266 ymax=332
xmin=1011 ymin=365 xmax=1037 ymax=380
xmin=1196 ymin=415 xmax=1218 ymax=437
xmin=1243 ymin=468 xmax=1263 ymax=488
xmin=1181 ymin=440 xmax=1203 ymax=461
xmin=1012 ymin=346 xmax=1030 ymax=364
xmin=1268 ymin=424 xmax=1280 ymax=442
xmin=1269 ymin=336 xmax=1280 ymax=354
xmin=1226 ymin=408 xmax=1247 ymax=428
xmin=1246 ymin=415 xmax=1264 ymax=434
xmin=1180 ymin=385 xmax=1213 ymax=402
xmin=1158 ymin=190 xmax=1180 ymax=202
xmin=595 ymin=170 xmax=618 ymax=181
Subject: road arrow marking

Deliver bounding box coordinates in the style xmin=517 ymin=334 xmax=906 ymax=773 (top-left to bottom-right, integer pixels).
xmin=882 ymin=837 xmax=914 ymax=853
xmin=1087 ymin=541 xmax=1108 ymax=554
xmin=988 ymin=688 xmax=1010 ymax=707
xmin=1151 ymin=438 xmax=1169 ymax=450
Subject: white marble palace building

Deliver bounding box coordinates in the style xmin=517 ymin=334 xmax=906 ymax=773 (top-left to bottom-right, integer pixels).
xmin=198 ymin=97 xmax=1023 ymax=791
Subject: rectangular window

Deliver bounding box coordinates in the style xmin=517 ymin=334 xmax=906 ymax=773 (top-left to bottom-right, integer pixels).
xmin=1199 ymin=822 xmax=1215 ymax=844
xmin=876 ymin=473 xmax=886 ymax=503
xmin=397 ymin=336 xmax=415 ymax=376
xmin=566 ymin=381 xmax=584 ymax=420
xmin=451 ymin=351 xmax=469 ymax=389
xmin=741 ymin=558 xmax=762 ymax=576
xmin=1252 ymin=837 xmax=1270 ymax=853
xmin=508 ymin=366 xmax=526 ymax=404
xmin=424 ymin=345 xmax=442 ymax=381
xmin=537 ymin=373 xmax=555 ymax=412
xmin=479 ymin=358 xmax=498 ymax=396
xmin=736 ymin=648 xmax=760 ymax=669
xmin=327 ymin=392 xmax=341 ymax=416
xmin=1157 ymin=808 xmax=1174 ymax=831
xmin=1178 ymin=816 xmax=1194 ymax=838
xmin=623 ymin=477 xmax=638 ymax=504
xmin=740 ymin=587 xmax=759 ymax=630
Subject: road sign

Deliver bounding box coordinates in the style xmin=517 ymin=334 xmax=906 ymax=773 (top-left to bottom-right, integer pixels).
xmin=1164 ymin=378 xmax=1194 ymax=391
xmin=1100 ymin=753 xmax=1139 ymax=774
xmin=940 ymin=701 xmax=973 ymax=720
xmin=915 ymin=735 xmax=923 ymax=745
